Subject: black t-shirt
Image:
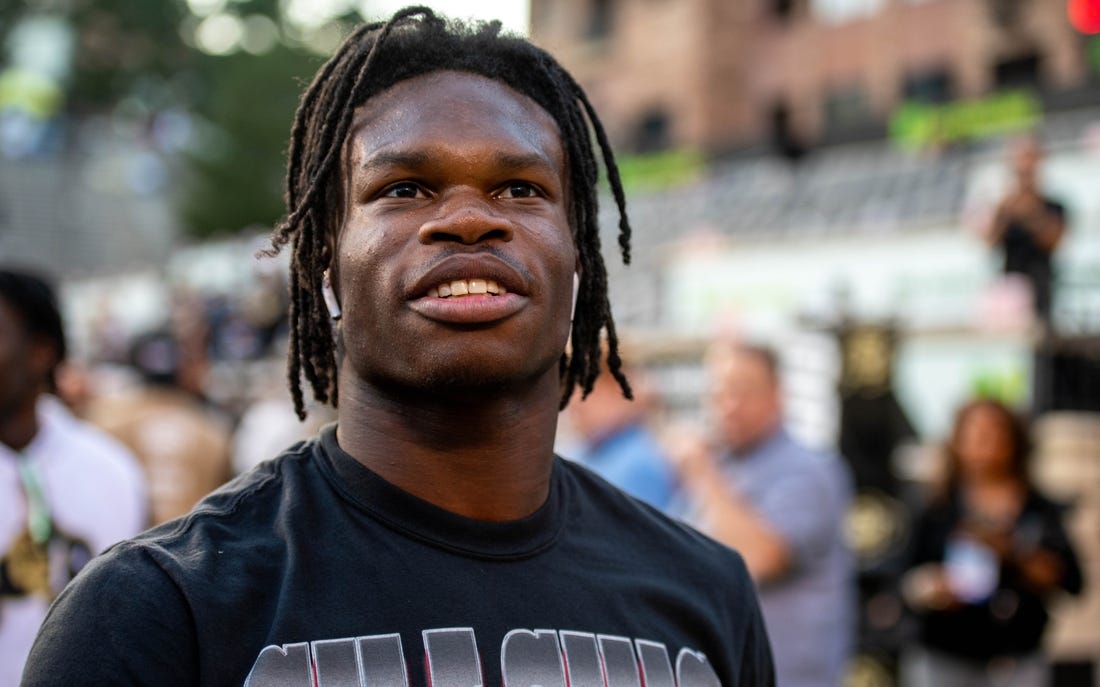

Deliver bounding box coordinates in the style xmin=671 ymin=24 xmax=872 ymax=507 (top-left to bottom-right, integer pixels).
xmin=907 ymin=488 xmax=1082 ymax=661
xmin=1000 ymin=198 xmax=1064 ymax=277
xmin=23 ymin=425 xmax=774 ymax=686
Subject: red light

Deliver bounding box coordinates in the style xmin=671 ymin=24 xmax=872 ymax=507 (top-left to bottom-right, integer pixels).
xmin=1069 ymin=0 xmax=1100 ymax=34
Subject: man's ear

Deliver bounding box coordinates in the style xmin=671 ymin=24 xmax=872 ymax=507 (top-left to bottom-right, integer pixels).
xmin=27 ymin=338 xmax=59 ymax=387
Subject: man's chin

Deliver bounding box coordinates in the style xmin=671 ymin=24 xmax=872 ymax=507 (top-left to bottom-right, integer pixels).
xmin=359 ymin=356 xmax=560 ymax=401
xmin=417 ymin=364 xmax=553 ymax=398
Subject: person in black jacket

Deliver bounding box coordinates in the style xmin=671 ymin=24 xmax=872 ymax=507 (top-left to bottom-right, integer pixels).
xmin=21 ymin=7 xmax=775 ymax=686
xmin=985 ymin=136 xmax=1067 ymax=323
xmin=901 ymin=398 xmax=1081 ymax=687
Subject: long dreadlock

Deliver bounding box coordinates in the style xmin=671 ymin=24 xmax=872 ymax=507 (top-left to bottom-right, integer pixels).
xmin=268 ymin=6 xmax=633 ymax=419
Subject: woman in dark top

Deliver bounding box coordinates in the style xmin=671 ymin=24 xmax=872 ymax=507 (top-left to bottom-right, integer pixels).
xmin=901 ymin=398 xmax=1082 ymax=687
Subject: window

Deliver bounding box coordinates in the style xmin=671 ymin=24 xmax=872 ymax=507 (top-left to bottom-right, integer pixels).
xmin=587 ymin=0 xmax=614 ymax=40
xmin=632 ymin=108 xmax=671 ymax=153
xmin=824 ymin=86 xmax=873 ymax=131
xmin=769 ymin=102 xmax=806 ymax=160
xmin=903 ymin=69 xmax=954 ymax=104
xmin=771 ymin=0 xmax=797 ymax=21
xmin=988 ymin=0 xmax=1024 ymax=28
xmin=995 ymin=54 xmax=1041 ymax=90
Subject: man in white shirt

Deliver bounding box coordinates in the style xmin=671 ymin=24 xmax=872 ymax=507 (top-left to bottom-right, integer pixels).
xmin=0 ymin=268 xmax=147 ymax=686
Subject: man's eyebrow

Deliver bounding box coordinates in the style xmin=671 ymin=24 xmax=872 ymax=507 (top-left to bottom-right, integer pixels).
xmin=359 ymin=150 xmax=433 ymax=170
xmin=359 ymin=149 xmax=557 ymax=174
xmin=492 ymin=151 xmax=557 ymax=174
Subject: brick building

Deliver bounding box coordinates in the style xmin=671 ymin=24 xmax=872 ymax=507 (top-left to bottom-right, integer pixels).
xmin=536 ymin=5 xmax=1100 ymax=683
xmin=531 ymin=0 xmax=1097 ymax=155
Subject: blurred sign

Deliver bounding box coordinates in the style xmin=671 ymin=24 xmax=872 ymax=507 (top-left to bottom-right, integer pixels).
xmin=614 ymin=149 xmax=705 ymax=191
xmin=889 ymin=90 xmax=1040 ymax=150
xmin=663 ymin=229 xmax=993 ymax=336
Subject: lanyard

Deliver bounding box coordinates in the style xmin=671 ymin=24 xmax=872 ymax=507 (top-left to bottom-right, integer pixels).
xmin=16 ymin=458 xmax=52 ymax=545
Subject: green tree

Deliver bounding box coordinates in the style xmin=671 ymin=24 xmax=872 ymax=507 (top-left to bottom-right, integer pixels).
xmin=181 ymin=44 xmax=323 ymax=238
xmin=2 ymin=0 xmax=346 ymax=239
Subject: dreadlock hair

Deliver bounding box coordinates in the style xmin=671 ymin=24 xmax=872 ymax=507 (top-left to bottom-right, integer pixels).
xmin=268 ymin=5 xmax=633 ymax=420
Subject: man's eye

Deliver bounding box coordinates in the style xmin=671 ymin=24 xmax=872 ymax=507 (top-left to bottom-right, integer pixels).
xmin=498 ymin=182 xmax=540 ymax=199
xmin=383 ymin=183 xmax=424 ymax=199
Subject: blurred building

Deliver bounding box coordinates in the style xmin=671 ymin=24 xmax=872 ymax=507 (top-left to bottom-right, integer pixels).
xmin=532 ymin=0 xmax=1096 ymax=155
xmin=0 ymin=133 xmax=179 ymax=278
xmin=536 ymin=3 xmax=1100 ymax=684
xmin=531 ymin=0 xmax=1100 ymax=432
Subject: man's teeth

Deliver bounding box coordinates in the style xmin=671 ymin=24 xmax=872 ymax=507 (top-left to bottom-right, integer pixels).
xmin=427 ymin=279 xmax=506 ymax=299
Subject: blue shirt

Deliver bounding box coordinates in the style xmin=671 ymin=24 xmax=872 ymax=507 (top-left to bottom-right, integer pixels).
xmin=578 ymin=423 xmax=679 ymax=513
xmin=719 ymin=428 xmax=855 ymax=687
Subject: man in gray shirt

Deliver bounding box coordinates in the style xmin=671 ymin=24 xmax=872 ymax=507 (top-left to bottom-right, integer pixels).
xmin=671 ymin=343 xmax=855 ymax=687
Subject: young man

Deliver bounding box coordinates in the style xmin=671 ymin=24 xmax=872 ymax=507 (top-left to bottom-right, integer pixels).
xmin=23 ymin=9 xmax=773 ymax=686
xmin=0 ymin=268 xmax=147 ymax=685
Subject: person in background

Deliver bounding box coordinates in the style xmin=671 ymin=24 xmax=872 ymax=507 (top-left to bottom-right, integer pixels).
xmin=985 ymin=135 xmax=1067 ymax=323
xmin=669 ymin=342 xmax=855 ymax=687
xmin=565 ymin=351 xmax=679 ymax=512
xmin=85 ymin=329 xmax=232 ymax=525
xmin=0 ymin=268 xmax=146 ymax=686
xmin=901 ymin=398 xmax=1081 ymax=687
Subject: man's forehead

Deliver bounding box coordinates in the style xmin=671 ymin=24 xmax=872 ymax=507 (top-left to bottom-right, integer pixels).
xmin=712 ymin=350 xmax=777 ymax=384
xmin=346 ymin=71 xmax=565 ymax=167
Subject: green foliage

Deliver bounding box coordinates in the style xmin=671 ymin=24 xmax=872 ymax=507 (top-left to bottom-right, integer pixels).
xmin=889 ymin=90 xmax=1041 ymax=151
xmin=1 ymin=0 xmax=341 ymax=239
xmin=613 ymin=148 xmax=705 ymax=192
xmin=970 ymin=366 xmax=1028 ymax=407
xmin=180 ymin=45 xmax=323 ymax=238
xmin=65 ymin=0 xmax=192 ymax=112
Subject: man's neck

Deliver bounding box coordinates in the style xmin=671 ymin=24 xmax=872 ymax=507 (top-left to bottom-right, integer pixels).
xmin=0 ymin=397 xmax=40 ymax=453
xmin=335 ymin=368 xmax=561 ymax=522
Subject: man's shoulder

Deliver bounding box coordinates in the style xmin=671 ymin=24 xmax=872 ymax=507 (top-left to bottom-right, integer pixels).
xmin=127 ymin=437 xmax=320 ymax=567
xmin=745 ymin=431 xmax=853 ymax=506
xmin=767 ymin=431 xmax=845 ymax=473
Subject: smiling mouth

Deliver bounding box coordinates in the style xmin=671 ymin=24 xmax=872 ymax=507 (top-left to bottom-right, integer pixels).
xmin=426 ymin=278 xmax=507 ymax=299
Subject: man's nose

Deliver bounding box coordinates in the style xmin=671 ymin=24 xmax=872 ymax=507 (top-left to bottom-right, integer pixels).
xmin=417 ymin=191 xmax=515 ymax=245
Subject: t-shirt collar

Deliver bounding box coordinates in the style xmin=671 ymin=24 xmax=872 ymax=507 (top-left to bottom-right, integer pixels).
xmin=316 ymin=424 xmax=566 ymax=560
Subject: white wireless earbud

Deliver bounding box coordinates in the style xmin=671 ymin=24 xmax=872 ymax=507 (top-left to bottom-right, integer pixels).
xmin=321 ymin=270 xmax=342 ymax=320
xmin=570 ymin=271 xmax=580 ymax=323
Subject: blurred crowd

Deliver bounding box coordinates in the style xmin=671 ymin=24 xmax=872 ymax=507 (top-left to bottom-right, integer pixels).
xmin=1 ymin=141 xmax=1095 ymax=686
xmin=561 ymin=336 xmax=1085 ymax=687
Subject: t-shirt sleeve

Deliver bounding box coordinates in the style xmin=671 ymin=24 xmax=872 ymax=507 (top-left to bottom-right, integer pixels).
xmin=20 ymin=543 xmax=197 ymax=686
xmin=752 ymin=459 xmax=845 ymax=568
